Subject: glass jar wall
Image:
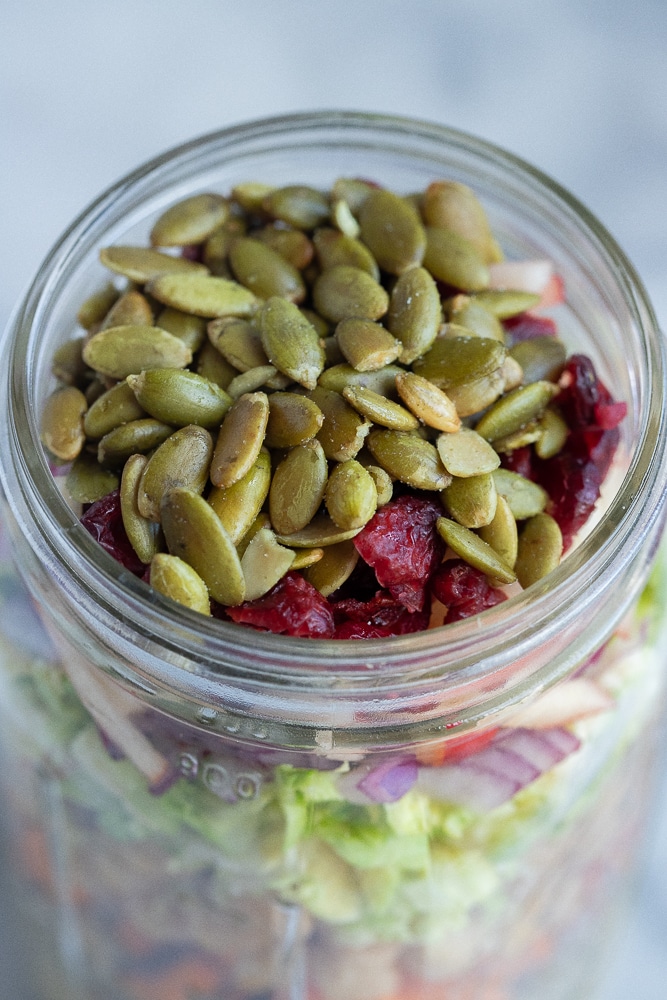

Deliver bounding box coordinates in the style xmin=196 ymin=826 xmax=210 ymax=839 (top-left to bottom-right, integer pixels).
xmin=1 ymin=113 xmax=666 ymax=1000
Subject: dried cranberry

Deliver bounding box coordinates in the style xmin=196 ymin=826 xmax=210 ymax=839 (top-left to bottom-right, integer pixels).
xmin=533 ymin=354 xmax=624 ymax=548
xmin=353 ymin=496 xmax=444 ymax=612
xmin=226 ymin=573 xmax=335 ymax=639
xmin=80 ymin=490 xmax=146 ymax=575
xmin=501 ymin=445 xmax=535 ymax=480
xmin=334 ymin=610 xmax=430 ymax=639
xmin=431 ymin=559 xmax=506 ymax=622
xmin=332 ymin=589 xmax=411 ymax=626
xmin=504 ymin=313 xmax=557 ymax=342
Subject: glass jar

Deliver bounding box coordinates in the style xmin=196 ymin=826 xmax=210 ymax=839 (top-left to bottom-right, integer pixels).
xmin=0 ymin=111 xmax=666 ymax=1000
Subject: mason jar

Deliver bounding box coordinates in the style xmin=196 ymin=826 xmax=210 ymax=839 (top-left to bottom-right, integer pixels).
xmin=0 ymin=111 xmax=666 ymax=1000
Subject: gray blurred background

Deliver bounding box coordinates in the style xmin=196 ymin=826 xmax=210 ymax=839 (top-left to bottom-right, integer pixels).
xmin=2 ymin=1 xmax=667 ymax=996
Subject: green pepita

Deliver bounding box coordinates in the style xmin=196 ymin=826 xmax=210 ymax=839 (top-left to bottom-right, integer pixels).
xmin=150 ymin=553 xmax=211 ymax=615
xmin=150 ymin=193 xmax=229 ymax=248
xmin=138 ymin=425 xmax=214 ymax=521
xmin=269 ymin=439 xmax=329 ymax=536
xmin=160 ymin=488 xmax=245 ymax=606
xmin=82 ymin=325 xmax=192 ymax=380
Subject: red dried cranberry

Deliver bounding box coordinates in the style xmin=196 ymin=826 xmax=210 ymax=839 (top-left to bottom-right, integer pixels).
xmin=504 ymin=313 xmax=557 ymax=342
xmin=226 ymin=573 xmax=335 ymax=639
xmin=332 ymin=589 xmax=410 ymax=627
xmin=334 ymin=609 xmax=430 ymax=639
xmin=533 ymin=354 xmax=624 ymax=549
xmin=353 ymin=496 xmax=444 ymax=612
xmin=501 ymin=446 xmax=535 ymax=480
xmin=431 ymin=559 xmax=506 ymax=622
xmin=80 ymin=490 xmax=146 ymax=575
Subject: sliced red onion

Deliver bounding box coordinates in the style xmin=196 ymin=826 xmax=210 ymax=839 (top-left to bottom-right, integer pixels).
xmin=338 ymin=757 xmax=418 ymax=804
xmin=417 ymin=727 xmax=580 ymax=813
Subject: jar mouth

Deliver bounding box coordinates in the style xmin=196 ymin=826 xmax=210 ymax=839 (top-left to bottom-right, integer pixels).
xmin=2 ymin=111 xmax=666 ymax=722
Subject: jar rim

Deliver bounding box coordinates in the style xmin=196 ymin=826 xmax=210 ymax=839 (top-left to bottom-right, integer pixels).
xmin=2 ymin=111 xmax=666 ymax=740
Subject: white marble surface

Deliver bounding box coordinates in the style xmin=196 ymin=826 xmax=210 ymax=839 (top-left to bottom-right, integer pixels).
xmin=1 ymin=1 xmax=667 ymax=996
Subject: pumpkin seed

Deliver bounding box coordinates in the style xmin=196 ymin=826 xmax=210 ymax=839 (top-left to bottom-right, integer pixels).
xmin=421 ymin=181 xmax=503 ymax=265
xmin=423 ymin=227 xmax=490 ymax=291
xmin=263 ymin=185 xmax=330 ymax=230
xmin=138 ymin=425 xmax=213 ymax=521
xmin=265 ymin=392 xmax=324 ymax=448
xmin=342 ymin=384 xmax=419 ymax=431
xmin=436 ymin=517 xmax=516 ymax=584
xmin=387 ymin=267 xmax=442 ymax=364
xmin=442 ymin=473 xmax=498 ymax=529
xmin=412 ymin=335 xmax=505 ymax=390
xmin=500 ymin=355 xmax=524 ymax=392
xmin=150 ymin=553 xmax=211 ymax=615
xmin=269 ymin=439 xmax=328 ymax=536
xmin=228 ymin=365 xmax=290 ymax=400
xmin=304 ymin=540 xmax=359 ymax=596
xmin=478 ymin=495 xmax=518 ymax=570
xmin=367 ymin=430 xmax=451 ymax=491
xmin=147 ymin=272 xmax=259 ymax=319
xmin=97 ymin=419 xmax=174 ymax=467
xmin=331 ymin=198 xmax=361 ymax=238
xmin=232 ymin=182 xmax=275 ymax=213
xmin=66 ymin=452 xmax=120 ymax=505
xmin=207 ymin=448 xmax=272 ymax=544
xmin=473 ymin=289 xmax=541 ymax=318
xmin=274 ymin=514 xmax=362 ymax=548
xmin=446 ymin=370 xmax=506 ymax=417
xmin=194 ymin=340 xmax=237 ymax=390
xmin=492 ymin=468 xmax=549 ymax=520
xmin=312 ymin=265 xmax=389 ymax=324
xmin=40 ymin=386 xmax=88 ymax=462
xmin=160 ymin=488 xmax=245 ymax=606
xmin=492 ymin=422 xmax=543 ymax=454
xmin=335 ymin=318 xmax=401 ymax=371
xmin=317 ymin=363 xmax=404 ymax=398
xmin=52 ymin=337 xmax=86 ymax=385
xmin=309 ymin=385 xmax=371 ymax=461
xmin=236 ymin=512 xmax=272 ymax=559
xmin=120 ymin=454 xmax=162 ymax=563
xmin=229 ymin=236 xmax=306 ymax=303
xmin=77 ymin=284 xmax=119 ymax=330
xmin=509 ymin=337 xmax=567 ymax=384
xmin=362 ymin=462 xmax=393 ymax=506
xmin=82 ymin=325 xmax=192 ymax=379
xmin=100 ymin=289 xmax=154 ymax=330
xmin=358 ymin=188 xmax=426 ymax=275
xmin=475 ymin=380 xmax=558 ymax=443
xmin=126 ymin=369 xmax=232 ymax=428
xmin=210 ymin=392 xmax=270 ymax=488
xmin=240 ymin=527 xmax=296 ymax=601
xmin=202 ymin=226 xmax=236 ymax=278
xmin=156 ymin=307 xmax=207 ymax=353
xmin=325 ymin=459 xmax=377 ymax=530
xmin=258 ymin=297 xmax=325 ymax=390
xmin=256 ymin=226 xmax=314 ymax=270
xmin=395 ymin=371 xmax=460 ymax=432
xmin=435 ymin=426 xmax=500 ymax=477
xmin=290 ymin=547 xmax=325 ymax=570
xmin=535 ymin=406 xmax=569 ymax=459
xmin=208 ymin=317 xmax=266 ymax=370
xmin=313 ymin=228 xmax=380 ymax=279
xmin=99 ymin=246 xmax=207 ymax=283
xmin=331 ymin=177 xmax=374 ymax=213
xmin=446 ymin=295 xmax=504 ymax=342
xmin=515 ymin=513 xmax=563 ymax=588
xmin=150 ymin=193 xmax=229 ymax=247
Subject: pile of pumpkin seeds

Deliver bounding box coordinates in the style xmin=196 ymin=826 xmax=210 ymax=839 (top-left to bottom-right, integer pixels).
xmin=41 ymin=179 xmax=569 ymax=619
